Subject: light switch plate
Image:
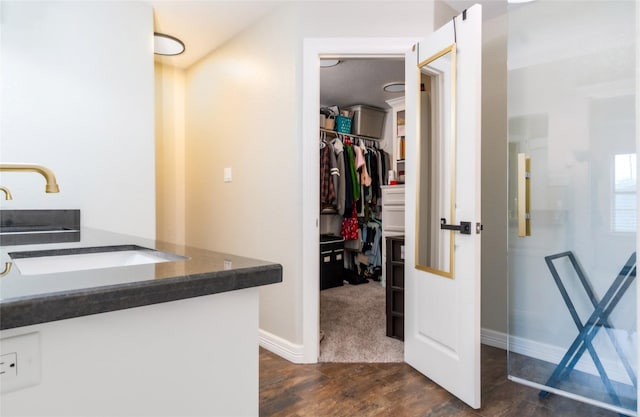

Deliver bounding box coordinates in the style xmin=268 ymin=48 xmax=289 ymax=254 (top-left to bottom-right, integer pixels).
xmin=224 ymin=167 xmax=232 ymax=183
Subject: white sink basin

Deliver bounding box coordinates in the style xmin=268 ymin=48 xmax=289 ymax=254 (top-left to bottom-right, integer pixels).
xmin=10 ymin=246 xmax=188 ymax=275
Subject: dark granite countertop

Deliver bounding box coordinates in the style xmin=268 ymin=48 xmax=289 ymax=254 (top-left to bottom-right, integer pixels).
xmin=0 ymin=228 xmax=282 ymax=330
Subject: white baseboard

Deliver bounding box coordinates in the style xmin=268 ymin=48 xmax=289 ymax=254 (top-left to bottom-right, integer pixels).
xmin=481 ymin=328 xmax=508 ymax=350
xmin=262 ymin=327 xmax=508 ymax=364
xmin=263 ymin=327 xmax=634 ymax=386
xmin=259 ymin=328 xmax=306 ymax=364
xmin=482 ymin=328 xmax=634 ymax=386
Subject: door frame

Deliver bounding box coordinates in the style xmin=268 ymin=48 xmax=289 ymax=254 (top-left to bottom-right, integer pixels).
xmin=301 ymin=38 xmax=419 ymax=363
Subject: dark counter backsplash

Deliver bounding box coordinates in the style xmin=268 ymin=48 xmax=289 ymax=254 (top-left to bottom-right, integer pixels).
xmin=0 ymin=209 xmax=80 ymax=245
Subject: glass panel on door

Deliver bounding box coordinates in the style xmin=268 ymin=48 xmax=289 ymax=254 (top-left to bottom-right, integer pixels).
xmin=507 ymin=1 xmax=637 ymax=415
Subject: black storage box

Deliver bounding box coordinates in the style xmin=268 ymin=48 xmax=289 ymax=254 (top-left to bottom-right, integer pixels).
xmin=320 ymin=234 xmax=345 ymax=290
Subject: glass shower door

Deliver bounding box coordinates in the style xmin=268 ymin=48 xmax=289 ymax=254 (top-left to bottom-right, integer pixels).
xmin=507 ymin=1 xmax=637 ymax=415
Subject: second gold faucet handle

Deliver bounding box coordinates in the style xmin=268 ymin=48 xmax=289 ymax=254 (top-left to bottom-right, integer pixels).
xmin=0 ymin=185 xmax=13 ymax=200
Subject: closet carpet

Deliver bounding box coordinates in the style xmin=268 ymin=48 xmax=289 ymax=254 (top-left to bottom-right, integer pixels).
xmin=319 ymin=280 xmax=404 ymax=363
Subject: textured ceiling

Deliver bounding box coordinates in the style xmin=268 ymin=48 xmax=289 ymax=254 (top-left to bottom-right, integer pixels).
xmin=320 ymin=58 xmax=405 ymax=111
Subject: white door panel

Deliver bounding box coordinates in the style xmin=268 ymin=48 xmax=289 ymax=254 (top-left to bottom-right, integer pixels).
xmin=416 ymin=278 xmax=457 ymax=349
xmin=404 ymin=4 xmax=482 ymax=409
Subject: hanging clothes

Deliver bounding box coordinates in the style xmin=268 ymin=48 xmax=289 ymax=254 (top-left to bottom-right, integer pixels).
xmin=343 ymin=142 xmax=355 ymax=214
xmin=368 ymin=148 xmax=380 ymax=204
xmin=318 ymin=130 xmax=389 ymax=280
xmin=319 ymin=141 xmax=335 ymax=209
xmin=345 ymin=141 xmax=360 ymax=201
xmin=327 ymin=141 xmax=339 ymax=207
xmin=357 ymin=219 xmax=383 ymax=280
xmin=333 ymin=138 xmax=346 ymax=215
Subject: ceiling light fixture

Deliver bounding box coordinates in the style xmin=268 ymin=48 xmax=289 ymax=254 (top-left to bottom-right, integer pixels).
xmin=154 ymin=33 xmax=185 ymax=56
xmin=320 ymin=59 xmax=340 ymax=68
xmin=383 ymin=82 xmax=405 ymax=93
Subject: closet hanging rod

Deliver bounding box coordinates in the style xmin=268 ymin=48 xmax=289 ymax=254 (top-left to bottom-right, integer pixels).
xmin=319 ymin=128 xmax=382 ymax=143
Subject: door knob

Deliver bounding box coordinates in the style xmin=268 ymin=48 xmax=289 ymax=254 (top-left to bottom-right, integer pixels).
xmin=440 ymin=218 xmax=472 ymax=235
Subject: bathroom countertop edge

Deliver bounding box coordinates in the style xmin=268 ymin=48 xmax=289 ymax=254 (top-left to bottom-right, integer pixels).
xmin=0 ymin=264 xmax=282 ymax=330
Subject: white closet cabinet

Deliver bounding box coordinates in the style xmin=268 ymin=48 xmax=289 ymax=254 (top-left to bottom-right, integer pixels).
xmin=381 ymin=185 xmax=405 ymax=286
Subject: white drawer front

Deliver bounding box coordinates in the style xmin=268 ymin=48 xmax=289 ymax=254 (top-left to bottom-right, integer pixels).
xmin=382 ymin=187 xmax=405 ymax=206
xmin=382 ymin=206 xmax=405 ymax=232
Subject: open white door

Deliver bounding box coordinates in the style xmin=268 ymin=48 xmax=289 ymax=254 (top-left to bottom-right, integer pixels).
xmin=404 ymin=4 xmax=482 ymax=409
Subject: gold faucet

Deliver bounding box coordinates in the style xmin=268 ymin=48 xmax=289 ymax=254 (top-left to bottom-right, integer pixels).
xmin=0 ymin=262 xmax=11 ymax=278
xmin=0 ymin=163 xmax=60 ymax=193
xmin=0 ymin=186 xmax=12 ymax=200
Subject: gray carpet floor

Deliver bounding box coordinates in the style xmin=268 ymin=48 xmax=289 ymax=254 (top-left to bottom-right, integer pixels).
xmin=319 ymin=281 xmax=404 ymax=363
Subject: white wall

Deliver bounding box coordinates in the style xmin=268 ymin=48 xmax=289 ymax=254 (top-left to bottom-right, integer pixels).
xmin=181 ymin=1 xmax=485 ymax=350
xmin=184 ymin=3 xmax=302 ymax=346
xmin=0 ymin=1 xmax=156 ymax=239
xmin=155 ymin=63 xmax=186 ymax=245
xmin=434 ymin=0 xmax=458 ymax=28
xmin=480 ymin=13 xmax=508 ymax=335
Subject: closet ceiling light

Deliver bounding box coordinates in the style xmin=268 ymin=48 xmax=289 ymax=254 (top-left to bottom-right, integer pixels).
xmin=320 ymin=59 xmax=340 ymax=68
xmin=154 ymin=33 xmax=185 ymax=56
xmin=383 ymin=82 xmax=405 ymax=93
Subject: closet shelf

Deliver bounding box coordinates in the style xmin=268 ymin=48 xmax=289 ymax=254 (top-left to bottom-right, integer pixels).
xmin=320 ymin=128 xmax=382 ymax=143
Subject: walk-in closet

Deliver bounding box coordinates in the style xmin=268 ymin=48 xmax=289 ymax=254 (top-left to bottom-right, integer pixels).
xmin=318 ymin=57 xmax=406 ymax=362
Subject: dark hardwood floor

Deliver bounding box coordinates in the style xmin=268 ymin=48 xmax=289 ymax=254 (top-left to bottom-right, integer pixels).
xmin=259 ymin=345 xmax=623 ymax=417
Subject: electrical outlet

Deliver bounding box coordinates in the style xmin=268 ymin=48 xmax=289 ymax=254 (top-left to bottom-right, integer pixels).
xmin=1 ymin=352 xmax=17 ymax=377
xmin=0 ymin=332 xmax=41 ymax=394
